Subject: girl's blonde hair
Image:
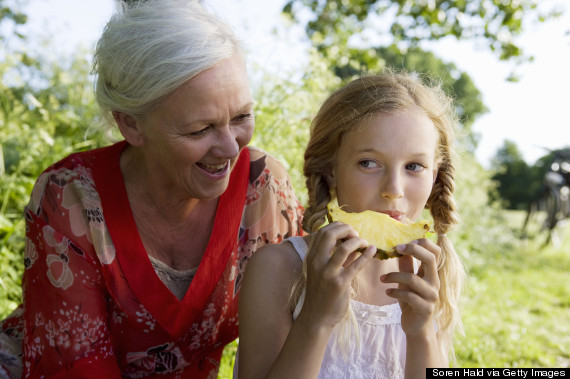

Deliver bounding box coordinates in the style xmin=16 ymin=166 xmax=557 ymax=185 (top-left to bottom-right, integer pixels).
xmin=297 ymin=71 xmax=465 ymax=358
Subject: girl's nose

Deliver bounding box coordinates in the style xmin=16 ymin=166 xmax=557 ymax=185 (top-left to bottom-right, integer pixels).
xmin=381 ymin=170 xmax=404 ymax=200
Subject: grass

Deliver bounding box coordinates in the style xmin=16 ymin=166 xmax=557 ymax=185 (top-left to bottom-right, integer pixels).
xmin=454 ymin=214 xmax=570 ymax=368
xmin=219 ymin=212 xmax=570 ymax=376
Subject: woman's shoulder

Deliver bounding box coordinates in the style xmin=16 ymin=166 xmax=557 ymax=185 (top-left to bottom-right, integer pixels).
xmin=26 ymin=143 xmax=124 ymax=224
xmin=247 ymin=146 xmax=289 ymax=181
xmin=42 ymin=141 xmax=124 ymax=173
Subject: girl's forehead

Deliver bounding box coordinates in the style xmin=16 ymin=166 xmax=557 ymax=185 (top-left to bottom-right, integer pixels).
xmin=337 ymin=111 xmax=439 ymax=156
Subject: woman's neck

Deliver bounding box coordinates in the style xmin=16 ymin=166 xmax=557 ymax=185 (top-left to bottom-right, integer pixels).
xmin=120 ymin=144 xmax=219 ymax=270
xmin=120 ymin=145 xmax=205 ymax=221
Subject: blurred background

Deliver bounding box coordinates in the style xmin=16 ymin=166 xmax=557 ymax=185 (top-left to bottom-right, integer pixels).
xmin=1 ymin=0 xmax=569 ymax=372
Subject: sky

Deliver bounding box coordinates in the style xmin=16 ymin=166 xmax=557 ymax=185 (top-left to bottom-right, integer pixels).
xmin=18 ymin=0 xmax=570 ymax=168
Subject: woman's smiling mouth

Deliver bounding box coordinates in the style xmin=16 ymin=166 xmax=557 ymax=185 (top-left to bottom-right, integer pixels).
xmin=196 ymin=161 xmax=230 ymax=177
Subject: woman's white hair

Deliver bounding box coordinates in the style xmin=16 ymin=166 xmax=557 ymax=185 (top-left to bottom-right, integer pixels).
xmin=93 ymin=0 xmax=242 ymax=122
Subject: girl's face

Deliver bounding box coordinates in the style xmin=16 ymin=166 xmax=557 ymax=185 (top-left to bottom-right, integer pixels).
xmin=135 ymin=54 xmax=254 ymax=200
xmin=331 ymin=109 xmax=439 ymax=222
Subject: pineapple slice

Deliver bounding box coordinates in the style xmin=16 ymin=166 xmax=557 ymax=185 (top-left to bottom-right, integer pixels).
xmin=326 ymin=198 xmax=432 ymax=259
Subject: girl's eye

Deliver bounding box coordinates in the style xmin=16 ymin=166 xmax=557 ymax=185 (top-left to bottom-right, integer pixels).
xmin=359 ymin=159 xmax=379 ymax=169
xmin=406 ymin=163 xmax=426 ymax=172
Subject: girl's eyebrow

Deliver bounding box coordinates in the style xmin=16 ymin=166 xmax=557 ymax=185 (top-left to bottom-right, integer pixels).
xmin=354 ymin=147 xmax=433 ymax=158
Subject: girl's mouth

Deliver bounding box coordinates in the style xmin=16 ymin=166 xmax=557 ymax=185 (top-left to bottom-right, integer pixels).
xmin=381 ymin=210 xmax=405 ymax=222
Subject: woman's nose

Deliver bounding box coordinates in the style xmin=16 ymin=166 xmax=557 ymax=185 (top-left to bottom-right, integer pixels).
xmin=215 ymin=126 xmax=240 ymax=158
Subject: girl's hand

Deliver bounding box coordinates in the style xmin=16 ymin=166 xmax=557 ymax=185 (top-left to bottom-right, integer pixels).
xmin=380 ymin=238 xmax=441 ymax=337
xmin=299 ymin=222 xmax=375 ymax=330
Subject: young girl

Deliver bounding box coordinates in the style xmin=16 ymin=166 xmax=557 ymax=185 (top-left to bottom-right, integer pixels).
xmin=237 ymin=72 xmax=465 ymax=379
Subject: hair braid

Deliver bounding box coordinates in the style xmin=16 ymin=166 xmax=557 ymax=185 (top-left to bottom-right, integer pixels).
xmin=427 ymin=159 xmax=465 ymax=358
xmin=427 ymin=159 xmax=459 ymax=235
xmin=302 ymin=173 xmax=331 ymax=233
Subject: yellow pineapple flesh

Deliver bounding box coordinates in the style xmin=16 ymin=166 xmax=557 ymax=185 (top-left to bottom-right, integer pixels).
xmin=326 ymin=198 xmax=432 ymax=259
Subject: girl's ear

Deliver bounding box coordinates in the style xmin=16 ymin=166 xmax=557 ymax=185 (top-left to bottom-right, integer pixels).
xmin=113 ymin=111 xmax=145 ymax=147
xmin=324 ymin=168 xmax=336 ymax=191
xmin=432 ymin=167 xmax=439 ymax=186
xmin=432 ymin=160 xmax=442 ymax=186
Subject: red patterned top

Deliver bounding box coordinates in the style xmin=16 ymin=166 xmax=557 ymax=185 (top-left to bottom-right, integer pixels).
xmin=0 ymin=141 xmax=304 ymax=378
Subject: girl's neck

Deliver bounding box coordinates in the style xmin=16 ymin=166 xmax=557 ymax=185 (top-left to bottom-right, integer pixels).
xmin=353 ymin=258 xmax=399 ymax=306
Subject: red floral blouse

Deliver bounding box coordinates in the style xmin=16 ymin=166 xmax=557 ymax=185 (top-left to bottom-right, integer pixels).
xmin=0 ymin=141 xmax=304 ymax=378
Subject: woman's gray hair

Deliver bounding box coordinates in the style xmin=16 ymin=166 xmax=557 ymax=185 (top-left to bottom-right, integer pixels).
xmin=93 ymin=0 xmax=243 ymax=122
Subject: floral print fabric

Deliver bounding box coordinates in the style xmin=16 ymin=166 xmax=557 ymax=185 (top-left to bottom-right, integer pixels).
xmin=0 ymin=142 xmax=304 ymax=378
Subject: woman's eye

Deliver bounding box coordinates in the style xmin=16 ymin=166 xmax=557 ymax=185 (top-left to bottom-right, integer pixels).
xmin=233 ymin=113 xmax=253 ymax=123
xmin=406 ymin=163 xmax=426 ymax=172
xmin=359 ymin=159 xmax=379 ymax=169
xmin=188 ymin=126 xmax=211 ymax=138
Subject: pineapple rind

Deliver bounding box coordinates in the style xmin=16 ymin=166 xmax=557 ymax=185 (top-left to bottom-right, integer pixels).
xmin=326 ymin=199 xmax=432 ymax=259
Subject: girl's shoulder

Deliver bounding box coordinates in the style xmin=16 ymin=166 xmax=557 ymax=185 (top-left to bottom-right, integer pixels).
xmin=240 ymin=238 xmax=303 ymax=318
xmin=248 ymin=237 xmax=303 ymax=275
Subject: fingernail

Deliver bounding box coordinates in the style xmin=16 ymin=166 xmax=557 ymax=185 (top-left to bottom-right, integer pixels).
xmin=396 ymin=244 xmax=406 ymax=252
xmin=410 ymin=240 xmax=419 ymax=245
xmin=380 ymin=274 xmax=386 ymax=281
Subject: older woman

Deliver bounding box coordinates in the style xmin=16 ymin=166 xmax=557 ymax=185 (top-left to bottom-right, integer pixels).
xmin=0 ymin=0 xmax=304 ymax=377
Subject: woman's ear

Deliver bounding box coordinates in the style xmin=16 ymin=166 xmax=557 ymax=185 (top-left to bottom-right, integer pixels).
xmin=113 ymin=111 xmax=145 ymax=147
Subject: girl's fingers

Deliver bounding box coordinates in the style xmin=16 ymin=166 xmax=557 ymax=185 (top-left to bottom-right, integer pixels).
xmin=339 ymin=245 xmax=375 ymax=279
xmin=385 ymin=287 xmax=435 ymax=314
xmin=328 ymin=236 xmax=370 ymax=269
xmin=308 ymin=222 xmax=356 ymax=263
xmin=395 ymin=238 xmax=440 ymax=285
xmin=381 ymin=272 xmax=439 ymax=303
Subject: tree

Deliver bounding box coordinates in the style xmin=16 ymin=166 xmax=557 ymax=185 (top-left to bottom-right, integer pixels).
xmin=282 ymin=0 xmax=562 ymax=69
xmin=0 ymin=0 xmax=27 ymax=37
xmin=490 ymin=140 xmax=538 ymax=210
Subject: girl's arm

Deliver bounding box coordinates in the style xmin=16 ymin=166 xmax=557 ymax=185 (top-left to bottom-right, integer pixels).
xmin=238 ymin=223 xmax=374 ymax=379
xmin=381 ymin=238 xmax=449 ymax=378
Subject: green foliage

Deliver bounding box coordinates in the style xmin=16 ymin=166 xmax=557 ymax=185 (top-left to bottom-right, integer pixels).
xmin=0 ymin=0 xmax=27 ymax=40
xmin=282 ymin=0 xmax=562 ymax=66
xmin=219 ymin=339 xmax=238 ymax=378
xmin=0 ymin=47 xmax=114 ymax=318
xmin=490 ymin=140 xmax=540 ymax=210
xmin=251 ymin=49 xmax=342 ymax=203
xmin=490 ymin=143 xmax=570 ymax=211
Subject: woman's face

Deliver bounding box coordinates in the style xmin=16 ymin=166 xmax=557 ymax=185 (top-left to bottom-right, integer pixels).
xmin=136 ymin=54 xmax=254 ymax=200
xmin=331 ymin=109 xmax=439 ymax=222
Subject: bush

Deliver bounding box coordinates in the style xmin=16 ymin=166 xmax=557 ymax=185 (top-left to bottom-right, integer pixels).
xmin=0 ymin=50 xmax=114 ymax=318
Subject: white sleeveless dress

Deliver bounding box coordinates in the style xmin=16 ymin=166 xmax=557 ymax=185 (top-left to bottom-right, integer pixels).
xmin=288 ymin=236 xmax=407 ymax=379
